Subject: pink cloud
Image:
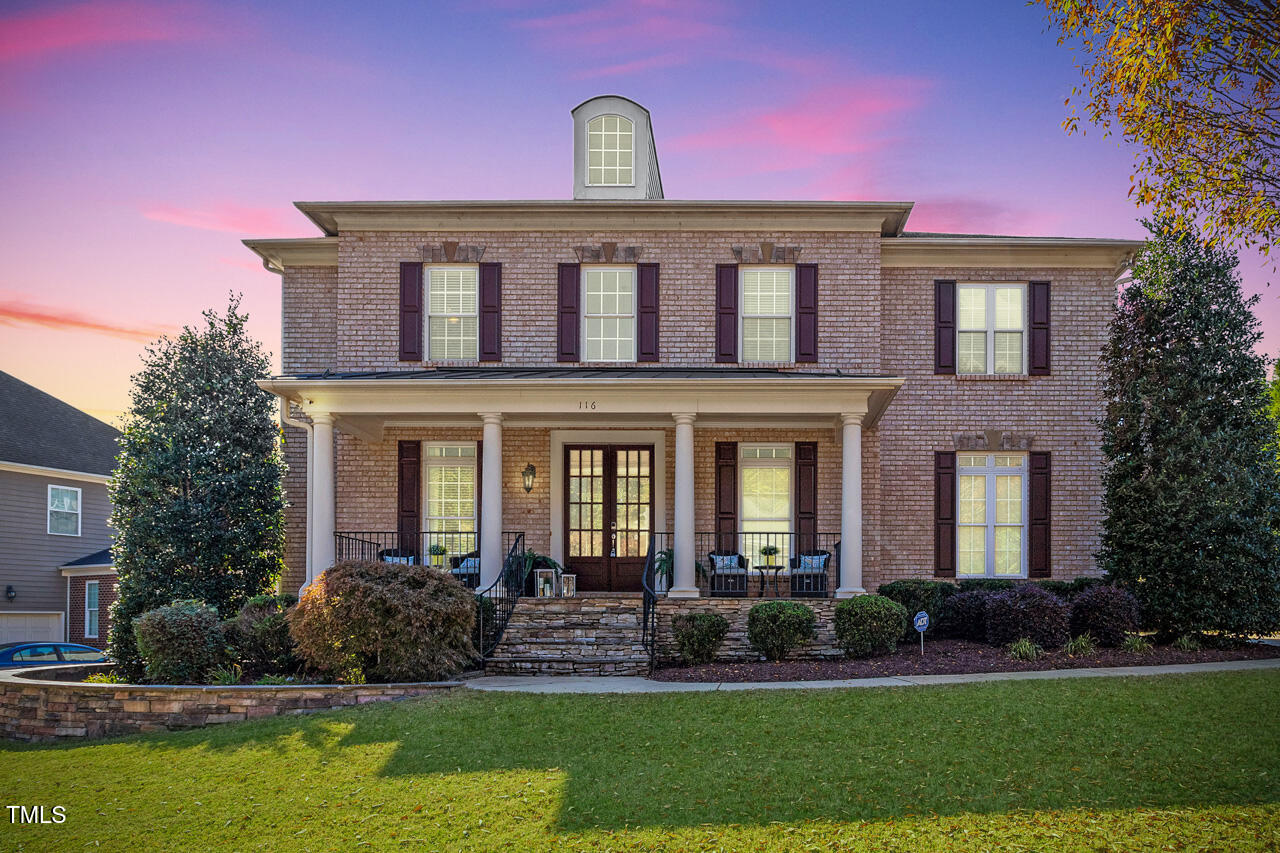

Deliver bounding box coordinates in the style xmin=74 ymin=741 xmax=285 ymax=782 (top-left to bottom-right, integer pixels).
xmin=516 ymin=0 xmax=732 ymax=47
xmin=143 ymin=203 xmax=300 ymax=236
xmin=906 ymin=196 xmax=1062 ymax=236
xmin=0 ymin=0 xmax=209 ymax=64
xmin=573 ymin=52 xmax=687 ymax=79
xmin=0 ymin=294 xmax=172 ymax=341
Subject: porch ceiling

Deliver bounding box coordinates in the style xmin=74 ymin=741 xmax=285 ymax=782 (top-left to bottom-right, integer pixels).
xmin=258 ymin=367 xmax=904 ymax=442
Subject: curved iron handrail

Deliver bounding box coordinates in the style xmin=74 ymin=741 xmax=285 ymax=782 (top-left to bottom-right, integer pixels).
xmin=473 ymin=533 xmax=527 ymax=660
xmin=639 ymin=539 xmax=658 ymax=673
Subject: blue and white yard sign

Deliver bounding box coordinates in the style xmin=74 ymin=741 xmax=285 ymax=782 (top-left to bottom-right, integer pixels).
xmin=914 ymin=611 xmax=929 ymax=633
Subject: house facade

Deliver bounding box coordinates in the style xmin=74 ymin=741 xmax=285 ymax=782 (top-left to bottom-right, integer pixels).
xmin=0 ymin=371 xmax=119 ymax=647
xmin=247 ymin=97 xmax=1137 ymax=621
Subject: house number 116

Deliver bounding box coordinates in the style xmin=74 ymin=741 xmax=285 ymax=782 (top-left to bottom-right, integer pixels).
xmin=578 ymin=400 xmax=597 ymax=410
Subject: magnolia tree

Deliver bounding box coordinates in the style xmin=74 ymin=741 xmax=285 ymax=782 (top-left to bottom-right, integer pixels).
xmin=1099 ymin=222 xmax=1280 ymax=638
xmin=108 ymin=296 xmax=285 ymax=679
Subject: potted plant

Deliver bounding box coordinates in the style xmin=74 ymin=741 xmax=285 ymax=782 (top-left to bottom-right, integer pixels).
xmin=654 ymin=548 xmax=674 ymax=591
xmin=428 ymin=543 xmax=448 ymax=568
xmin=759 ymin=544 xmax=780 ymax=568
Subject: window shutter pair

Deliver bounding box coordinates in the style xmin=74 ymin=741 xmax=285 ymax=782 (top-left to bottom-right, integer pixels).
xmin=398 ymin=439 xmax=484 ymax=551
xmin=557 ymin=263 xmax=660 ymax=362
xmin=933 ymin=280 xmax=1051 ymax=374
xmin=716 ymin=264 xmax=819 ymax=363
xmin=398 ymin=262 xmax=502 ymax=362
xmin=713 ymin=441 xmax=819 ymax=554
xmin=933 ymin=451 xmax=1051 ymax=578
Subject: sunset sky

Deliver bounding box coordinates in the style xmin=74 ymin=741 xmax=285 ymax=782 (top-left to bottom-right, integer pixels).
xmin=1 ymin=0 xmax=1274 ymax=425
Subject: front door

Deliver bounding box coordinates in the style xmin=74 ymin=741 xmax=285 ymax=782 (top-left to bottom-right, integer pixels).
xmin=564 ymin=444 xmax=654 ymax=592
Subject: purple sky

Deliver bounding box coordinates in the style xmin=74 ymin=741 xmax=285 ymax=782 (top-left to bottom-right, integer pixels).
xmin=0 ymin=0 xmax=1273 ymax=423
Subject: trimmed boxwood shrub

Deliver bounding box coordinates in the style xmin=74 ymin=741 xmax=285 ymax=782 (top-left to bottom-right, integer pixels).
xmin=938 ymin=590 xmax=993 ymax=641
xmin=834 ymin=595 xmax=910 ymax=658
xmin=746 ymin=601 xmax=816 ymax=661
xmin=1069 ymin=584 xmax=1140 ymax=647
xmin=876 ymin=580 xmax=956 ymax=638
xmin=225 ymin=593 xmax=299 ymax=677
xmin=289 ymin=560 xmax=477 ymax=682
xmin=133 ymin=599 xmax=225 ymax=684
xmin=985 ymin=585 xmax=1070 ymax=649
xmin=671 ymin=612 xmax=730 ymax=665
xmin=957 ymin=578 xmax=1017 ymax=593
xmin=1034 ymin=577 xmax=1106 ymax=600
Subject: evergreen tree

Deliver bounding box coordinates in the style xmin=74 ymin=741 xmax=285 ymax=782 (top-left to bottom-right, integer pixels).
xmin=1100 ymin=222 xmax=1280 ymax=638
xmin=108 ymin=296 xmax=285 ymax=679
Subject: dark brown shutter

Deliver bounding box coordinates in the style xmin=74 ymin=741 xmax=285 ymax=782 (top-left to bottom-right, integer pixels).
xmin=1028 ymin=280 xmax=1051 ymax=375
xmin=795 ymin=264 xmax=818 ymax=363
xmin=715 ymin=264 xmax=738 ymax=363
xmin=1029 ymin=451 xmax=1051 ymax=577
xmin=934 ymin=451 xmax=957 ymax=577
xmin=934 ymin=280 xmax=956 ymax=374
xmin=557 ymin=263 xmax=580 ymax=362
xmin=479 ymin=262 xmax=502 ymax=362
xmin=397 ymin=440 xmax=421 ymax=557
xmin=637 ymin=262 xmax=660 ymax=362
xmin=794 ymin=442 xmax=818 ymax=551
xmin=399 ymin=262 xmax=423 ymax=361
xmin=714 ymin=442 xmax=738 ymax=552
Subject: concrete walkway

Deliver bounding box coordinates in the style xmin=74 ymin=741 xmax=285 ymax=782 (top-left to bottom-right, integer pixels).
xmin=466 ymin=656 xmax=1280 ymax=694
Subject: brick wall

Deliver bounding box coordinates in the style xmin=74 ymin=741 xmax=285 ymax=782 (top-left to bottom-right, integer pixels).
xmin=66 ymin=574 xmax=116 ymax=649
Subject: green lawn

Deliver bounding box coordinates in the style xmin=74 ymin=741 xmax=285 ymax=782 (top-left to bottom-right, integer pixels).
xmin=3 ymin=672 xmax=1279 ymax=851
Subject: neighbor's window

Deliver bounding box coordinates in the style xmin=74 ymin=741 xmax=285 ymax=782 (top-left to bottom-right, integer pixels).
xmin=427 ymin=267 xmax=479 ymax=361
xmin=583 ymin=267 xmax=636 ymax=362
xmin=85 ymin=581 xmax=99 ymax=639
xmin=957 ymin=453 xmax=1027 ymax=577
xmin=587 ymin=115 xmax=634 ymax=186
xmin=957 ymin=283 xmax=1026 ymax=374
xmin=47 ymin=485 xmax=81 ymax=536
xmin=740 ymin=445 xmax=793 ymax=565
xmin=424 ymin=443 xmax=477 ymax=554
xmin=741 ymin=267 xmax=793 ymax=362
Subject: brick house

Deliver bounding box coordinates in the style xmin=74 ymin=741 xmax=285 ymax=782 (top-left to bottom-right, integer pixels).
xmin=246 ymin=96 xmax=1138 ymax=672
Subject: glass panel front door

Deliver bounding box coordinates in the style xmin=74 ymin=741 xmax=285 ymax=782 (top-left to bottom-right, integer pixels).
xmin=564 ymin=444 xmax=653 ymax=591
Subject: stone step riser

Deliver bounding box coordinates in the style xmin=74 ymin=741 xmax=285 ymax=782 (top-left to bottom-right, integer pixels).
xmin=487 ymin=595 xmax=649 ymax=676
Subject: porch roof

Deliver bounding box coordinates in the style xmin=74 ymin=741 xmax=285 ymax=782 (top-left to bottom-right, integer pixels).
xmin=259 ymin=367 xmax=904 ymax=441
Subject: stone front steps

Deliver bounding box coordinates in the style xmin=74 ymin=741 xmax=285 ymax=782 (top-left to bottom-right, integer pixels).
xmin=485 ymin=595 xmax=649 ymax=676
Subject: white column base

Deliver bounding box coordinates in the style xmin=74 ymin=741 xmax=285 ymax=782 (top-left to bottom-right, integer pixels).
xmin=835 ymin=587 xmax=866 ymax=598
xmin=666 ymin=587 xmax=700 ymax=598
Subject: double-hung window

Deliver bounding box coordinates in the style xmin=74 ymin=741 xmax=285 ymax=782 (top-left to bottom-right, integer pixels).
xmin=740 ymin=445 xmax=793 ymax=566
xmin=427 ymin=267 xmax=478 ymax=361
xmin=586 ymin=115 xmax=634 ymax=186
xmin=48 ymin=485 xmax=80 ymax=536
xmin=957 ymin=283 xmax=1026 ymax=374
xmin=424 ymin=443 xmax=477 ymax=556
xmin=85 ymin=581 xmax=99 ymax=639
xmin=741 ymin=267 xmax=793 ymax=362
xmin=583 ymin=267 xmax=636 ymax=362
xmin=957 ymin=453 xmax=1027 ymax=577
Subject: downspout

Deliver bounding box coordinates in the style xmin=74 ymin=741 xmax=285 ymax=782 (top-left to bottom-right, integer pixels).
xmin=278 ymin=397 xmax=314 ymax=593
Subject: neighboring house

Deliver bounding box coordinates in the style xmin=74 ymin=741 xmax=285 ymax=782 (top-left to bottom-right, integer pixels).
xmin=0 ymin=371 xmax=120 ymax=648
xmin=245 ymin=96 xmax=1138 ymax=670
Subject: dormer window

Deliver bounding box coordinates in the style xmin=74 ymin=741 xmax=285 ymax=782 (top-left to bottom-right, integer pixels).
xmin=587 ymin=115 xmax=633 ymax=186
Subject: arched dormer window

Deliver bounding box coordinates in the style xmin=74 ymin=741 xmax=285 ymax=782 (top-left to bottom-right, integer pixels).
xmin=587 ymin=115 xmax=634 ymax=186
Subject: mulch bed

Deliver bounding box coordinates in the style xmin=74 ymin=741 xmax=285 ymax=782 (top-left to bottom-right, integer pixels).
xmin=651 ymin=638 xmax=1280 ymax=682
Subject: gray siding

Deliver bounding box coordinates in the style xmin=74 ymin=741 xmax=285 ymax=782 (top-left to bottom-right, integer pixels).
xmin=0 ymin=470 xmax=112 ymax=614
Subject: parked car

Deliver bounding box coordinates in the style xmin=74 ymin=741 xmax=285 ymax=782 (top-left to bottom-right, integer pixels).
xmin=0 ymin=642 xmax=109 ymax=667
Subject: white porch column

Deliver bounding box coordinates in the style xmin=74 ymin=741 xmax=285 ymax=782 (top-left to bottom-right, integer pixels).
xmin=669 ymin=413 xmax=699 ymax=598
xmin=310 ymin=411 xmax=336 ymax=584
xmin=836 ymin=413 xmax=865 ymax=597
xmin=479 ymin=413 xmax=504 ymax=588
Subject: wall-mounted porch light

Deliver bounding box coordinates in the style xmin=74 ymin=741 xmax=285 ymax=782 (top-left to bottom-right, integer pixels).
xmin=522 ymin=463 xmax=537 ymax=493
xmin=5 ymin=585 xmax=15 ymax=602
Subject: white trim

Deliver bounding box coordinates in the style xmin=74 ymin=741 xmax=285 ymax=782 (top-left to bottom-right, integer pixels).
xmin=739 ymin=265 xmax=796 ymax=364
xmin=424 ymin=265 xmax=480 ymax=362
xmin=738 ymin=443 xmax=795 ymax=566
xmin=584 ymin=114 xmax=636 ymax=187
xmin=956 ymin=452 xmax=1029 ymax=578
xmin=60 ymin=566 xmax=116 ymax=577
xmin=549 ymin=429 xmax=667 ymax=566
xmin=47 ymin=484 xmax=82 ymax=537
xmin=580 ymin=265 xmax=638 ymax=363
xmin=422 ymin=441 xmax=478 ymax=537
xmin=956 ymin=282 xmax=1028 ymax=376
xmin=84 ymin=580 xmax=99 ymax=639
xmin=0 ymin=460 xmax=108 ymax=484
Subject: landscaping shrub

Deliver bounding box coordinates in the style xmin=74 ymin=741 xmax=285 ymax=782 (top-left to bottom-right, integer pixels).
xmin=985 ymin=586 xmax=1070 ymax=649
xmin=1122 ymin=634 xmax=1153 ymax=654
xmin=746 ymin=601 xmax=816 ymax=661
xmin=671 ymin=612 xmax=730 ymax=665
xmin=1172 ymin=634 xmax=1202 ymax=652
xmin=289 ymin=560 xmax=477 ymax=682
xmin=1036 ymin=577 xmax=1106 ymax=600
xmin=225 ymin=593 xmax=299 ymax=677
xmin=834 ymin=595 xmax=909 ymax=658
xmin=132 ymin=599 xmax=226 ymax=684
xmin=1069 ymin=584 xmax=1140 ymax=647
xmin=209 ymin=664 xmax=243 ymax=686
xmin=938 ymin=590 xmax=993 ymax=641
xmin=1007 ymin=638 xmax=1044 ymax=661
xmin=956 ymin=578 xmax=1017 ymax=593
xmin=876 ymin=580 xmax=955 ymax=638
xmin=1064 ymin=634 xmax=1098 ymax=656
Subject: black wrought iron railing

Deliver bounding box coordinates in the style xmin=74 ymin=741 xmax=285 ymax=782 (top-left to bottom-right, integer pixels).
xmin=333 ymin=531 xmax=524 ymax=590
xmin=640 ymin=538 xmax=660 ymax=673
xmin=694 ymin=531 xmax=840 ymax=598
xmin=473 ymin=533 xmax=528 ymax=659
